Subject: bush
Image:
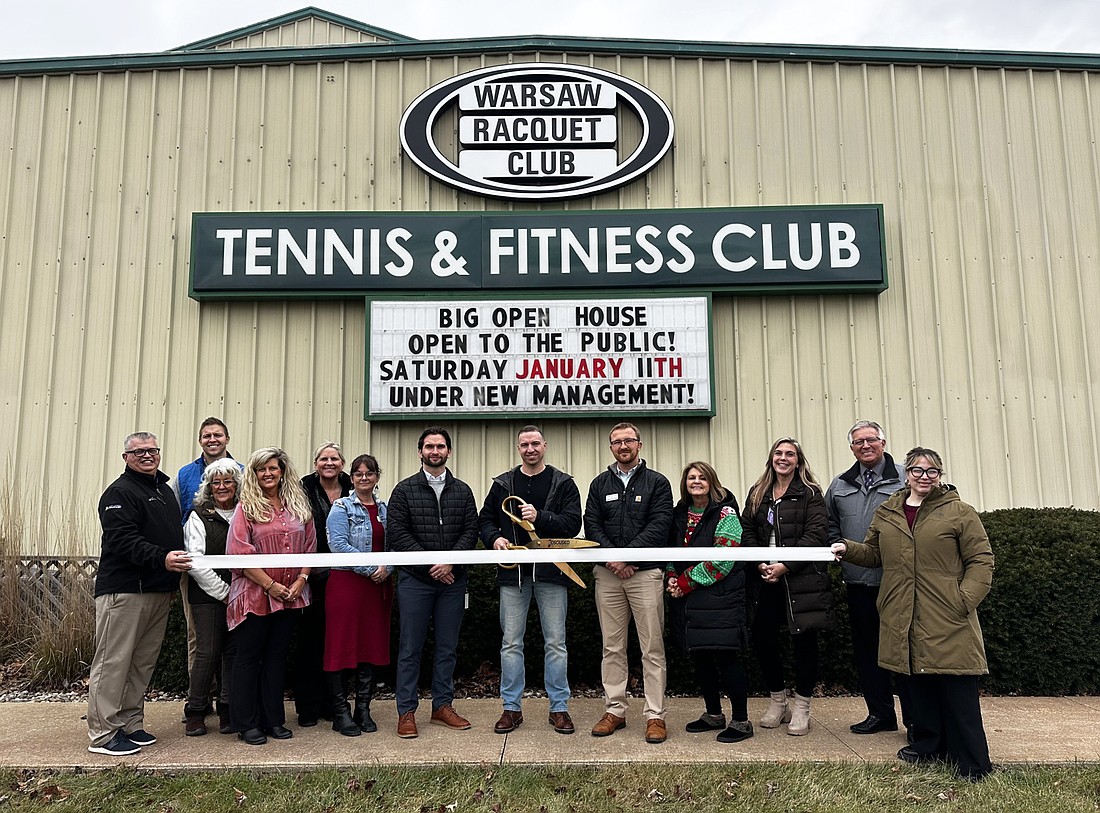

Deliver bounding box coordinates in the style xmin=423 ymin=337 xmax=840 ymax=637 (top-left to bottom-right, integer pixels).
xmin=978 ymin=508 xmax=1100 ymax=694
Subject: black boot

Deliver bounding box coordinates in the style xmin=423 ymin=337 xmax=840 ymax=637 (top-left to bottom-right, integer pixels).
xmin=352 ymin=665 xmax=377 ymax=733
xmin=325 ymin=670 xmax=360 ymax=737
xmin=217 ymin=701 xmax=232 ymax=735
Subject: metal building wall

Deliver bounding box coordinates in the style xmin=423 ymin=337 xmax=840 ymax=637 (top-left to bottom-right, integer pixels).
xmin=213 ymin=21 xmax=397 ymax=50
xmin=0 ymin=52 xmax=1097 ymax=554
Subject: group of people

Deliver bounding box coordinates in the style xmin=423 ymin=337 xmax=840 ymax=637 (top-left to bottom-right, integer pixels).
xmin=86 ymin=418 xmax=995 ymax=781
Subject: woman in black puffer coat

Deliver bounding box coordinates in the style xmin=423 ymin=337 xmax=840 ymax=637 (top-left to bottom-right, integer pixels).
xmin=666 ymin=462 xmax=752 ymax=744
xmin=741 ymin=438 xmax=832 ymax=736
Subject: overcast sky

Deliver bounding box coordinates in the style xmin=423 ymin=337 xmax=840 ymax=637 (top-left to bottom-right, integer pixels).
xmin=3 ymin=0 xmax=1099 ymax=61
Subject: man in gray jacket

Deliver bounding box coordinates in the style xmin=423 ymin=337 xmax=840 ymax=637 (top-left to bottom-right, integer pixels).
xmin=825 ymin=420 xmax=911 ymax=737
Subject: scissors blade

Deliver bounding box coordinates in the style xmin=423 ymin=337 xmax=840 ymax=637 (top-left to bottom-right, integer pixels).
xmin=522 ymin=537 xmax=600 ymax=550
xmin=554 ymin=561 xmax=587 ymax=589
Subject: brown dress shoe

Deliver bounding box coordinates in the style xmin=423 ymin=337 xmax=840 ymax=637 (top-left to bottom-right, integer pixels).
xmin=494 ymin=710 xmax=523 ymax=734
xmin=591 ymin=712 xmax=626 ymax=737
xmin=645 ymin=718 xmax=667 ymax=744
xmin=430 ymin=704 xmax=472 ymax=730
xmin=549 ymin=711 xmax=575 ymax=735
xmin=397 ymin=711 xmax=418 ymax=739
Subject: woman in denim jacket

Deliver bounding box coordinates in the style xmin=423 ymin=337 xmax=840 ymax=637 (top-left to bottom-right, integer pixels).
xmin=324 ymin=453 xmax=393 ymax=735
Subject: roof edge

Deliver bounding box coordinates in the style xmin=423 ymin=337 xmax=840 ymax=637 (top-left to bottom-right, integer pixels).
xmin=3 ymin=34 xmax=1099 ymax=78
xmin=172 ymin=6 xmax=416 ymax=51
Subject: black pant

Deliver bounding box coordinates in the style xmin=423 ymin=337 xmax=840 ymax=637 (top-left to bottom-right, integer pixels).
xmin=230 ymin=610 xmax=298 ymax=732
xmin=185 ymin=601 xmax=235 ymax=713
xmin=292 ymin=574 xmax=328 ymax=720
xmin=908 ymin=673 xmax=992 ymax=780
xmin=847 ymin=584 xmax=911 ymax=725
xmin=693 ymin=650 xmax=748 ymax=721
xmin=753 ymin=581 xmax=818 ymax=697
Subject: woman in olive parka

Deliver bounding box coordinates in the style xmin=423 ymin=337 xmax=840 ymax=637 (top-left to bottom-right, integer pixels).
xmin=832 ymin=447 xmax=994 ymax=781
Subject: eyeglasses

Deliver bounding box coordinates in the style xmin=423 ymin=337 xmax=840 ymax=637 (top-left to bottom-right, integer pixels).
xmin=907 ymin=467 xmax=941 ymax=480
xmin=125 ymin=448 xmax=160 ymax=458
xmin=850 ymin=438 xmax=883 ymax=447
xmin=351 ymin=471 xmax=378 ymax=479
xmin=610 ymin=438 xmax=640 ymax=448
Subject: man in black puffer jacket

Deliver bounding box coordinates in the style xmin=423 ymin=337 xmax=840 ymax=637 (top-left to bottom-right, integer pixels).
xmin=584 ymin=422 xmax=674 ymax=745
xmin=388 ymin=426 xmax=478 ymax=739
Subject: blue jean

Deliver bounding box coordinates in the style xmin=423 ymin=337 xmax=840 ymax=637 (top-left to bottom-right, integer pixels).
xmin=499 ymin=581 xmax=569 ymax=712
xmin=395 ymin=571 xmax=466 ymax=715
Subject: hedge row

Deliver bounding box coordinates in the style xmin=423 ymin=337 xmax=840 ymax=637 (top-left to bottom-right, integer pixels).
xmin=151 ymin=507 xmax=1100 ymax=697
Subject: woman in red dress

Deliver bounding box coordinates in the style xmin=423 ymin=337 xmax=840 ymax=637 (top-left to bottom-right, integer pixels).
xmin=324 ymin=453 xmax=393 ymax=735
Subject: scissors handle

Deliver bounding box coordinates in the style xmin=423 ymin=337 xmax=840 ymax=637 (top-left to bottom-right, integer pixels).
xmin=499 ymin=543 xmax=528 ymax=569
xmin=502 ymin=495 xmax=536 ymax=534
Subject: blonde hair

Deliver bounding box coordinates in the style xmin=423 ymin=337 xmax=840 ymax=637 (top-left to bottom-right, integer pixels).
xmin=746 ymin=437 xmax=822 ymax=515
xmin=238 ymin=447 xmax=312 ymax=523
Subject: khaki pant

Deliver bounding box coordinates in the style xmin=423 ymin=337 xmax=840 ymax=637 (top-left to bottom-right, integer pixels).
xmin=87 ymin=592 xmax=173 ymax=746
xmin=593 ymin=565 xmax=666 ymax=720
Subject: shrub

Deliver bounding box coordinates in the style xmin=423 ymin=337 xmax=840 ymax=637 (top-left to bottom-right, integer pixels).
xmin=978 ymin=508 xmax=1100 ymax=694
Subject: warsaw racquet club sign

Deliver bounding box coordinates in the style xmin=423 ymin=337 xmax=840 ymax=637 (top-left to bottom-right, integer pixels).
xmin=399 ymin=63 xmax=675 ymax=201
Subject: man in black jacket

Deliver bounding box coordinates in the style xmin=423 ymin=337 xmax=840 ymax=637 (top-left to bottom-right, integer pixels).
xmin=88 ymin=432 xmax=192 ymax=756
xmin=388 ymin=426 xmax=479 ymax=739
xmin=479 ymin=425 xmax=583 ymax=736
xmin=584 ymin=422 xmax=674 ymax=744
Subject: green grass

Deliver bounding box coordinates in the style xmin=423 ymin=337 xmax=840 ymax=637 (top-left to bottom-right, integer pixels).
xmin=3 ymin=763 xmax=1100 ymax=812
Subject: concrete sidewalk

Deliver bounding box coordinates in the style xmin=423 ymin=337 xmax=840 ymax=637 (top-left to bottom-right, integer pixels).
xmin=3 ymin=695 xmax=1097 ymax=771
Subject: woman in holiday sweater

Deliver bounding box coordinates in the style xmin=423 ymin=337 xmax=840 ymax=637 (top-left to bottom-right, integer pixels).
xmin=666 ymin=462 xmax=751 ymax=743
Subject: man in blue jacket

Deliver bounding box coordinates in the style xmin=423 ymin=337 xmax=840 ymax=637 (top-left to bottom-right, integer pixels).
xmin=825 ymin=420 xmax=911 ymax=738
xmin=88 ymin=432 xmax=191 ymax=756
xmin=171 ymin=417 xmax=236 ymax=521
xmin=479 ymin=425 xmax=583 ymax=736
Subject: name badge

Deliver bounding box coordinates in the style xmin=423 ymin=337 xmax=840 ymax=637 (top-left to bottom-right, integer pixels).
xmin=605 ymin=494 xmax=619 ymax=502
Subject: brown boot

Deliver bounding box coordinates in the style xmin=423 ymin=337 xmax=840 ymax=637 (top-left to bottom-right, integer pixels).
xmin=185 ymin=712 xmax=207 ymax=737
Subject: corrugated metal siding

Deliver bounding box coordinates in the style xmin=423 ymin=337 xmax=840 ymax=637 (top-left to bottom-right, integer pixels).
xmin=213 ymin=20 xmax=396 ymax=50
xmin=0 ymin=54 xmax=1097 ymax=555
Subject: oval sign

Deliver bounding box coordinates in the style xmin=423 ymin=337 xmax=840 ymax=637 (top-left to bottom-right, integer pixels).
xmin=400 ymin=63 xmax=674 ymax=201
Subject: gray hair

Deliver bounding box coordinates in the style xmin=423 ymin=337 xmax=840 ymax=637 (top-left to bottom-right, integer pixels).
xmin=123 ymin=431 xmax=157 ymax=452
xmin=847 ymin=420 xmax=886 ymax=445
xmin=192 ymin=457 xmax=242 ymax=509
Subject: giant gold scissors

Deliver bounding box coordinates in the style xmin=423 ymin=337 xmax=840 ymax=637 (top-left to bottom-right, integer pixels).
xmin=501 ymin=495 xmax=598 ymax=588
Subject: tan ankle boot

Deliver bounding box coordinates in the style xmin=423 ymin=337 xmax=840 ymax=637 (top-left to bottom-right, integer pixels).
xmin=760 ymin=691 xmax=791 ymax=728
xmin=787 ymin=693 xmax=811 ymax=736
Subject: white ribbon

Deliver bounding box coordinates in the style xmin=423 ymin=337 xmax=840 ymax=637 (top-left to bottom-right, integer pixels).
xmin=191 ymin=546 xmax=835 ymax=570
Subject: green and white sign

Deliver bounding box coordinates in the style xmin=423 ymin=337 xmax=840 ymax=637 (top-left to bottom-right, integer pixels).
xmin=190 ymin=205 xmax=886 ymax=299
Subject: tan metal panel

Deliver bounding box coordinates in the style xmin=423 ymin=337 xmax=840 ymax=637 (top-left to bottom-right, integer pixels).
xmin=1 ymin=51 xmax=1099 ymax=554
xmin=214 ymin=20 xmax=391 ymax=51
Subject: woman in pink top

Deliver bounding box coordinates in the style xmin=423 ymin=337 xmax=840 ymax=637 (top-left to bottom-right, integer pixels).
xmin=226 ymin=447 xmax=316 ymax=745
